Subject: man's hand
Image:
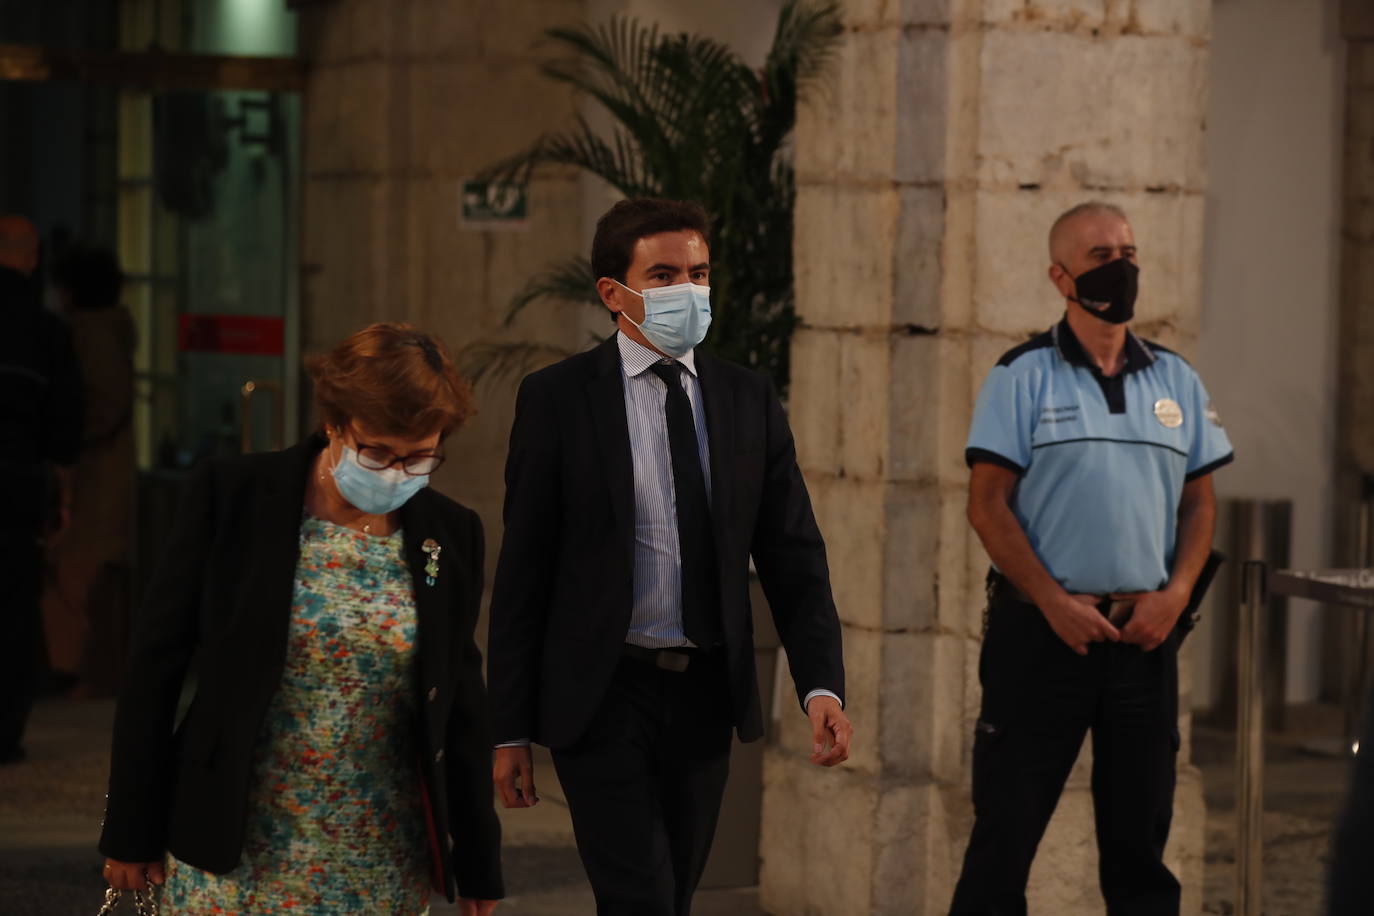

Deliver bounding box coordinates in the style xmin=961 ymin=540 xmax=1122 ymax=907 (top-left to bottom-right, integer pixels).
xmin=459 ymin=899 xmax=499 ymax=915
xmin=103 ymin=858 xmax=164 ymax=891
xmin=1040 ymin=592 xmax=1121 ymax=656
xmin=493 ymin=745 xmax=539 ymax=808
xmin=806 ymin=695 xmax=851 ymax=767
xmin=1115 ymin=584 xmax=1189 ymax=651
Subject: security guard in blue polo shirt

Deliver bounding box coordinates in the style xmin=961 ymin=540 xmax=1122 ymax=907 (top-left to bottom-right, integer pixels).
xmin=949 ymin=202 xmax=1233 ymax=916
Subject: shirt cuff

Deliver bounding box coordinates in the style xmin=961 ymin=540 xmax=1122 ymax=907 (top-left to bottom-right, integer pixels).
xmin=965 ymin=447 xmax=1025 ymax=475
xmin=494 ymin=740 xmax=531 ymax=748
xmin=1185 ymin=451 xmax=1234 ymax=482
xmin=803 ymin=689 xmax=842 ymax=712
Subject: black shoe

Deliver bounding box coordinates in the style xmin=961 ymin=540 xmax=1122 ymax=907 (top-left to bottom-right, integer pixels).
xmin=0 ymin=745 xmax=26 ymax=765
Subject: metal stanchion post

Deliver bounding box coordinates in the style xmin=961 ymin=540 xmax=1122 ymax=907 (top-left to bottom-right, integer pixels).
xmin=1235 ymin=559 xmax=1267 ymax=916
xmin=1346 ymin=485 xmax=1374 ymax=755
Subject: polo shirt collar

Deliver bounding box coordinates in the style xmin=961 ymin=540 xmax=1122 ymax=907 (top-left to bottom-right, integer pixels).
xmin=1052 ymin=315 xmax=1155 ymax=377
xmin=616 ymin=330 xmax=699 ymax=378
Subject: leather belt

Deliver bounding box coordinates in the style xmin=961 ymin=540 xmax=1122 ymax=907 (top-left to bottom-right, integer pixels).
xmin=621 ymin=643 xmax=700 ymax=673
xmin=987 ymin=570 xmax=1128 ymax=621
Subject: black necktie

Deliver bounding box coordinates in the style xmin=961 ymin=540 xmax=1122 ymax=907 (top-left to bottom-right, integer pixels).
xmin=648 ymin=360 xmax=721 ymax=648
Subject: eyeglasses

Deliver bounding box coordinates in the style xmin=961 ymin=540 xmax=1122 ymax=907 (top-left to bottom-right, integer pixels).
xmin=352 ymin=440 xmax=445 ymax=476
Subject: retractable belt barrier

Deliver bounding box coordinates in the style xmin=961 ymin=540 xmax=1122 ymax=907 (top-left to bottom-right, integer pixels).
xmin=1234 ymin=564 xmax=1374 ymax=916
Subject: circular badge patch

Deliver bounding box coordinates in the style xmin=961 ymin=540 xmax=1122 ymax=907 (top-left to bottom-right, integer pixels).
xmin=1154 ymin=397 xmax=1183 ymax=428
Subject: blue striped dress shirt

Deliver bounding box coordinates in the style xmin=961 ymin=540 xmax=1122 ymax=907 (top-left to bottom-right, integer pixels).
xmin=616 ymin=334 xmax=838 ymax=712
xmin=618 ymin=333 xmax=713 ymax=649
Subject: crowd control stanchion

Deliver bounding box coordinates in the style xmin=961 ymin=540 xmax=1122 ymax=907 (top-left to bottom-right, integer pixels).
xmin=1345 ymin=483 xmax=1374 ymax=755
xmin=1234 ymin=566 xmax=1374 ymax=916
xmin=1235 ymin=559 xmax=1267 ymax=916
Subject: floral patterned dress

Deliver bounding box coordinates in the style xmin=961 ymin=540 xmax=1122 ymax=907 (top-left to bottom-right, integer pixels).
xmin=161 ymin=516 xmax=431 ymax=915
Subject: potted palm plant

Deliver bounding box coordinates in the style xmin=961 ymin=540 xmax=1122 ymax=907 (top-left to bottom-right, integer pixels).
xmin=463 ymin=0 xmax=841 ymax=397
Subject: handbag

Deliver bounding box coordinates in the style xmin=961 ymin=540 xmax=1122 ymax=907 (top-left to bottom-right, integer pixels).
xmin=95 ymin=887 xmax=159 ymax=916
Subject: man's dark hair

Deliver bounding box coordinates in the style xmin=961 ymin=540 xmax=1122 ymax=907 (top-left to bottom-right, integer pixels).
xmin=590 ymin=198 xmax=711 ymax=284
xmin=51 ymin=244 xmax=124 ymax=310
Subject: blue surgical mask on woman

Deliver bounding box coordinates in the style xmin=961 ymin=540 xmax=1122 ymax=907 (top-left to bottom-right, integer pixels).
xmin=331 ymin=444 xmax=429 ymax=515
xmin=614 ymin=279 xmax=712 ymax=357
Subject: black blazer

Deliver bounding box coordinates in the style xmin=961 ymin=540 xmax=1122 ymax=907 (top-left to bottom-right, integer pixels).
xmin=488 ymin=335 xmax=845 ymax=748
xmin=98 ymin=435 xmax=503 ymax=902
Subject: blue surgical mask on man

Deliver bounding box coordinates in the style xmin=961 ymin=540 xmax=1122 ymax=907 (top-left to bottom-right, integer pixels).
xmin=331 ymin=444 xmax=429 ymax=515
xmin=614 ymin=279 xmax=712 ymax=358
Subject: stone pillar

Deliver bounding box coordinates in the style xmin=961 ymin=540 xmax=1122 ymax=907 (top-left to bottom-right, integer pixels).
xmin=1336 ymin=3 xmax=1374 ymax=508
xmin=296 ymin=0 xmax=587 ymax=530
xmin=761 ymin=2 xmax=1211 ymax=913
xmin=1328 ymin=1 xmax=1374 ymax=698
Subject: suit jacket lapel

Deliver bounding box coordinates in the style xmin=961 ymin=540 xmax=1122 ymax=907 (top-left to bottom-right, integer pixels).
xmin=252 ymin=436 xmax=318 ymax=654
xmin=695 ymin=350 xmax=735 ymax=556
xmin=399 ymin=493 xmax=451 ymax=696
xmin=586 ymin=335 xmax=635 ymax=560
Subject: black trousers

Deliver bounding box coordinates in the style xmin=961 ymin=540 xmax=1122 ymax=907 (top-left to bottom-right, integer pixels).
xmin=0 ymin=529 xmax=43 ymax=756
xmin=551 ymin=649 xmax=734 ymax=916
xmin=1328 ymin=682 xmax=1374 ymax=914
xmin=949 ymin=588 xmax=1181 ymax=916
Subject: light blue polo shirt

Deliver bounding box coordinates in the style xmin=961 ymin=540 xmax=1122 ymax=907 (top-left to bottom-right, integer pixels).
xmin=966 ymin=317 xmax=1234 ymax=594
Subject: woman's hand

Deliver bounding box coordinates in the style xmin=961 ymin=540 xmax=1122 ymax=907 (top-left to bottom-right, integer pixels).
xmin=103 ymin=858 xmax=164 ymax=890
xmin=459 ymin=899 xmax=498 ymax=915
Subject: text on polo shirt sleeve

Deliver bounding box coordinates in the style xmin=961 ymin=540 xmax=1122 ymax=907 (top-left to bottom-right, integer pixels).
xmin=1183 ymin=371 xmax=1234 ymax=481
xmin=965 ymin=366 xmax=1034 ymax=475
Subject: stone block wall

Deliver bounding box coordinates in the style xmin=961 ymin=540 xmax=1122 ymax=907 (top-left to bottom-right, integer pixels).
xmin=296 ymin=0 xmax=587 ymax=535
xmin=1339 ymin=37 xmax=1374 ymax=480
xmin=762 ymin=2 xmax=1212 ymax=913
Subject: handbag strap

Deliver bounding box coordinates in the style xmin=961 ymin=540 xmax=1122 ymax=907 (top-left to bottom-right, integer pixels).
xmin=96 ymin=887 xmax=159 ymax=916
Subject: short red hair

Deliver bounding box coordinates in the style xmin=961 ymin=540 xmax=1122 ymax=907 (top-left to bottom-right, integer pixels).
xmin=306 ymin=323 xmax=475 ymax=440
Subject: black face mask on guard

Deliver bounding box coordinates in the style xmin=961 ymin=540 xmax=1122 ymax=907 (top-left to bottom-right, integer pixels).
xmin=1062 ymin=258 xmax=1139 ymax=324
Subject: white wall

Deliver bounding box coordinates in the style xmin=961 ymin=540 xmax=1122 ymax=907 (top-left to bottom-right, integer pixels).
xmin=1197 ymin=0 xmax=1346 ymax=705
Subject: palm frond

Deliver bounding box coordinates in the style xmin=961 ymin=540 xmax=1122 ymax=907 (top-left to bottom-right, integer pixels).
xmin=473 ymin=1 xmax=844 ymax=394
xmin=767 ymin=1 xmax=842 ymax=90
xmin=754 ymin=1 xmax=842 ymax=150
xmin=504 ymin=257 xmax=603 ymax=327
xmin=458 ymin=341 xmax=576 ymax=389
xmin=482 ymin=118 xmax=658 ymax=197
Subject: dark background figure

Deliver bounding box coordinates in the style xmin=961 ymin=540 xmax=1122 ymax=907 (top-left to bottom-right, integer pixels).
xmin=1328 ymin=690 xmax=1374 ymax=915
xmin=0 ymin=214 xmax=85 ymax=764
xmin=42 ymin=243 xmax=135 ymax=699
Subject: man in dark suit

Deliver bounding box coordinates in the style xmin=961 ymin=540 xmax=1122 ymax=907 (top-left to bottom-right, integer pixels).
xmin=488 ymin=198 xmax=851 ymax=915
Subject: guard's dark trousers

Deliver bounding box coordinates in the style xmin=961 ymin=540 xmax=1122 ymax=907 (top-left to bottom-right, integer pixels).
xmin=949 ymin=587 xmax=1182 ymax=916
xmin=552 ymin=649 xmax=734 ymax=916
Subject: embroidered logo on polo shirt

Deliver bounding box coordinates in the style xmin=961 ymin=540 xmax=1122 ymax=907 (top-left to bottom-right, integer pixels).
xmin=1154 ymin=398 xmax=1183 ymax=428
xmin=1205 ymin=400 xmax=1223 ymax=427
xmin=1039 ymin=405 xmax=1080 ymax=424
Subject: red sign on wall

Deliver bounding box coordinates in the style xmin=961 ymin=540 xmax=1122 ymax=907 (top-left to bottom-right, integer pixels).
xmin=178 ymin=315 xmax=284 ymax=356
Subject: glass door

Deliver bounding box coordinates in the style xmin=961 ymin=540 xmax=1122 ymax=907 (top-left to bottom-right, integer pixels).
xmin=120 ymin=85 xmax=300 ymax=471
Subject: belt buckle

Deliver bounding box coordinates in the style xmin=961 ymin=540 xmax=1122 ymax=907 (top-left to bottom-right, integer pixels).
xmin=656 ymin=650 xmax=690 ymax=673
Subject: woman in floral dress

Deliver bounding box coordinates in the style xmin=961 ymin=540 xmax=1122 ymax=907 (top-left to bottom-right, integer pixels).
xmin=99 ymin=324 xmax=502 ymax=915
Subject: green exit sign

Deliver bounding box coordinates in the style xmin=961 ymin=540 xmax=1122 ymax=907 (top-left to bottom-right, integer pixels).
xmin=461 ymin=180 xmax=528 ymax=228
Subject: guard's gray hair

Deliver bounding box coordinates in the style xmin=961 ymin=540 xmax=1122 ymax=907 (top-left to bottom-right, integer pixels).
xmin=1048 ymin=201 xmax=1129 ymax=260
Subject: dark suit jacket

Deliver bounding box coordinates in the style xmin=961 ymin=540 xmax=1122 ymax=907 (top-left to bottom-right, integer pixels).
xmin=487 ymin=334 xmax=845 ymax=748
xmin=98 ymin=435 xmax=503 ymax=902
